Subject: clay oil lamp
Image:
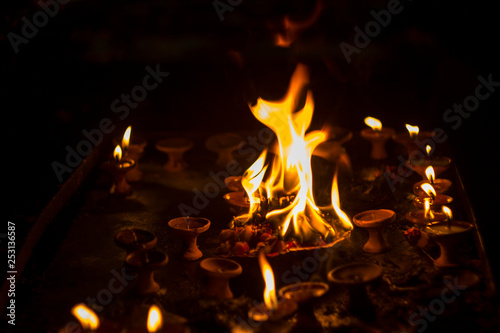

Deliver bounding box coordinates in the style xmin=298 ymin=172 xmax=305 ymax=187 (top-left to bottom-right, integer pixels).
xmin=125 ymin=249 xmax=169 ymax=295
xmin=168 ymin=217 xmax=210 ymax=261
xmin=327 ymin=262 xmax=383 ymax=315
xmin=393 ymin=124 xmax=437 ymax=156
xmin=407 ymin=145 xmax=451 ymax=179
xmin=101 ymin=144 xmax=136 ymax=196
xmin=155 ymin=138 xmax=193 ymax=172
xmin=413 ymin=183 xmax=453 ymax=210
xmin=223 ymin=191 xmax=251 ymax=215
xmin=424 ymin=206 xmax=474 ymax=267
xmin=205 ymin=132 xmax=243 ymax=167
xmin=248 ymin=251 xmax=298 ymax=322
xmin=224 ymin=175 xmax=243 ymax=192
xmin=199 ymin=257 xmax=242 ymax=299
xmin=405 ymin=199 xmax=447 ymax=227
xmin=113 ymin=126 xmax=147 ymax=182
xmin=413 ymin=166 xmax=452 ymax=196
xmin=353 ymin=209 xmax=395 ymax=253
xmin=360 ymin=116 xmax=395 ymax=160
xmin=115 ymin=227 xmax=158 ymax=254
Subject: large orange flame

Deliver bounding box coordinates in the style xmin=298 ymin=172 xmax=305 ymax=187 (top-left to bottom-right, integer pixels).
xmin=240 ymin=64 xmax=352 ymax=242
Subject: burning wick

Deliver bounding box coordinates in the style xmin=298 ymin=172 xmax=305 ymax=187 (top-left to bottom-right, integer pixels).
xmin=425 ymin=166 xmax=435 ymax=185
xmin=259 ymin=250 xmax=278 ymax=312
xmin=421 ymin=183 xmax=436 ymax=203
xmin=121 ymin=125 xmax=132 ymax=157
xmin=424 ymin=199 xmax=434 ymax=222
xmin=405 ymin=124 xmax=419 ymax=139
xmin=364 ymin=117 xmax=382 ymax=132
xmin=71 ymin=303 xmax=100 ymax=331
xmin=442 ymin=206 xmax=453 ymax=231
xmin=147 ymin=304 xmax=163 ymax=333
xmin=425 ymin=145 xmax=432 ymax=159
xmin=114 ymin=145 xmax=122 ymax=164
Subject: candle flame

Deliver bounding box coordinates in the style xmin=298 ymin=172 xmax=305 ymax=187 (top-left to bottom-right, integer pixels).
xmin=259 ymin=251 xmax=278 ymax=311
xmin=424 ymin=198 xmax=434 ymax=221
xmin=122 ymin=126 xmax=131 ymax=153
xmin=425 ymin=145 xmax=432 ymax=156
xmin=442 ymin=206 xmax=453 ymax=221
xmin=114 ymin=145 xmax=122 ymax=163
xmin=331 ymin=167 xmax=352 ymax=231
xmin=405 ymin=124 xmax=419 ymax=138
xmin=425 ymin=166 xmax=435 ymax=184
xmin=364 ymin=117 xmax=382 ymax=131
xmin=147 ymin=304 xmax=163 ymax=332
xmin=71 ymin=304 xmax=100 ymax=331
xmin=421 ymin=183 xmax=436 ymax=200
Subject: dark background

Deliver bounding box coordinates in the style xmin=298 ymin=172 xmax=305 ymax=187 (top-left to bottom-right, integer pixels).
xmin=3 ymin=0 xmax=500 ymax=290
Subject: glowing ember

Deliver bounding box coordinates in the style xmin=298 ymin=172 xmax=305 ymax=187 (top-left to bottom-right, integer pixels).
xmin=71 ymin=304 xmax=100 ymax=331
xmin=259 ymin=251 xmax=278 ymax=311
xmin=147 ymin=304 xmax=163 ymax=332
xmin=405 ymin=124 xmax=419 ymax=139
xmin=364 ymin=117 xmax=382 ymax=131
xmin=229 ymin=63 xmax=352 ymax=252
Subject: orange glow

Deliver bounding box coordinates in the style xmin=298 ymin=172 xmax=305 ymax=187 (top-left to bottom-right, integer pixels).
xmin=424 ymin=198 xmax=434 ymax=221
xmin=425 ymin=145 xmax=432 ymax=156
xmin=364 ymin=117 xmax=382 ymax=131
xmin=405 ymin=124 xmax=419 ymax=138
xmin=259 ymin=251 xmax=278 ymax=311
xmin=425 ymin=166 xmax=435 ymax=184
xmin=241 ymin=150 xmax=268 ymax=216
xmin=421 ymin=183 xmax=436 ymax=200
xmin=114 ymin=145 xmax=122 ymax=163
xmin=147 ymin=305 xmax=163 ymax=332
xmin=71 ymin=304 xmax=100 ymax=331
xmin=243 ymin=63 xmax=351 ymax=241
xmin=331 ymin=167 xmax=353 ymax=231
xmin=442 ymin=206 xmax=453 ymax=221
xmin=122 ymin=126 xmax=131 ymax=153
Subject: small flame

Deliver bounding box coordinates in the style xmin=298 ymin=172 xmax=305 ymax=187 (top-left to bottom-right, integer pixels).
xmin=147 ymin=304 xmax=163 ymax=332
xmin=259 ymin=251 xmax=278 ymax=311
xmin=114 ymin=145 xmax=122 ymax=163
xmin=364 ymin=117 xmax=382 ymax=131
xmin=425 ymin=166 xmax=435 ymax=184
xmin=122 ymin=126 xmax=132 ymax=154
xmin=442 ymin=206 xmax=453 ymax=221
xmin=71 ymin=304 xmax=100 ymax=331
xmin=331 ymin=168 xmax=352 ymax=231
xmin=424 ymin=198 xmax=434 ymax=221
xmin=421 ymin=183 xmax=436 ymax=200
xmin=405 ymin=124 xmax=419 ymax=139
xmin=241 ymin=150 xmax=268 ymax=215
xmin=425 ymin=145 xmax=432 ymax=156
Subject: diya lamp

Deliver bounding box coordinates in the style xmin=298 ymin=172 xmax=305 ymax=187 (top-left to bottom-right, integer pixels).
xmin=205 ymin=132 xmax=243 ymax=167
xmin=393 ymin=124 xmax=437 ymax=156
xmin=101 ymin=144 xmax=136 ymax=196
xmin=168 ymin=217 xmax=210 ymax=261
xmin=199 ymin=257 xmax=242 ymax=299
xmin=407 ymin=145 xmax=451 ymax=179
xmin=413 ymin=183 xmax=453 ymax=210
xmin=115 ymin=227 xmax=158 ymax=254
xmin=224 ymin=175 xmax=243 ymax=192
xmin=327 ymin=262 xmax=383 ymax=315
xmin=113 ymin=126 xmax=147 ymax=182
xmin=248 ymin=251 xmax=298 ymax=322
xmin=424 ymin=206 xmax=474 ymax=267
xmin=360 ymin=117 xmax=395 ymax=160
xmin=405 ymin=198 xmax=447 ymax=227
xmin=413 ymin=166 xmax=452 ymax=196
xmin=223 ymin=191 xmax=252 ymax=215
xmin=155 ymin=138 xmax=193 ymax=172
xmin=353 ymin=209 xmax=395 ymax=253
xmin=125 ymin=249 xmax=169 ymax=295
